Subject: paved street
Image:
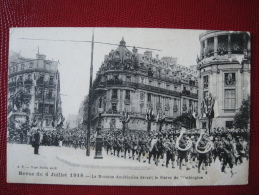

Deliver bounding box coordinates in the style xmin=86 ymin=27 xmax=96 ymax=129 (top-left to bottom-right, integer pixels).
xmin=7 ymin=143 xmax=249 ymax=186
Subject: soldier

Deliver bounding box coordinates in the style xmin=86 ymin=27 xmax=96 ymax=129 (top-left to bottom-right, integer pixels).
xmin=116 ymin=136 xmax=123 ymax=157
xmin=32 ymin=129 xmax=41 ymax=155
xmin=123 ymin=136 xmax=131 ymax=159
xmin=148 ymin=134 xmax=158 ymax=165
xmin=197 ymin=133 xmax=210 ymax=174
xmin=220 ymin=134 xmax=236 ymax=177
xmin=190 ymin=136 xmax=198 ymax=168
xmin=164 ymin=135 xmax=176 ymax=168
xmin=177 ymin=132 xmax=191 ymax=170
xmin=137 ymin=136 xmax=147 ymax=162
xmin=156 ymin=135 xmax=164 ymax=166
xmin=106 ymin=136 xmax=113 ymax=155
xmin=235 ymin=136 xmax=246 ymax=165
xmin=131 ymin=136 xmax=138 ymax=160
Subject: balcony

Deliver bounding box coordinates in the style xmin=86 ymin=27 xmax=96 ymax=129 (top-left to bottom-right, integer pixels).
xmin=181 ymin=90 xmax=198 ymax=98
xmin=96 ymin=80 xmax=182 ymax=97
xmin=36 ymin=80 xmax=56 ymax=88
xmin=105 ymin=110 xmax=120 ymax=114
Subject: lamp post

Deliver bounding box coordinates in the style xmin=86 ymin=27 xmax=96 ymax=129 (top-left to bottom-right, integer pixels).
xmin=86 ymin=29 xmax=95 ymax=157
xmin=94 ymin=107 xmax=103 ymax=159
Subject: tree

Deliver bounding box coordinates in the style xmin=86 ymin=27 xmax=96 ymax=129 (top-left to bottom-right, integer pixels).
xmin=233 ymin=97 xmax=250 ymax=129
xmin=173 ymin=113 xmax=196 ymax=129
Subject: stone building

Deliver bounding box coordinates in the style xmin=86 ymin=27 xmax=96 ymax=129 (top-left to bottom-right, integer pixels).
xmin=8 ymin=51 xmax=62 ymax=130
xmin=86 ymin=38 xmax=198 ymax=133
xmin=196 ymin=30 xmax=250 ymax=130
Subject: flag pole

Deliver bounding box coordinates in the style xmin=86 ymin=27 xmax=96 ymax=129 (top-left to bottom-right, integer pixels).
xmin=86 ymin=28 xmax=94 ymax=156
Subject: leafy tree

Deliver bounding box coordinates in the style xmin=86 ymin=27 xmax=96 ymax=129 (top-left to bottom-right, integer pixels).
xmin=173 ymin=113 xmax=196 ymax=129
xmin=233 ymin=97 xmax=250 ymax=129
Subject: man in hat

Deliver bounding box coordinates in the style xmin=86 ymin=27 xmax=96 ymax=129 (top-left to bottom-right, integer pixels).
xmin=177 ymin=130 xmax=191 ymax=170
xmin=148 ymin=134 xmax=158 ymax=165
xmin=197 ymin=133 xmax=210 ymax=174
xmin=165 ymin=134 xmax=176 ymax=168
xmin=33 ymin=129 xmax=41 ymax=155
xmin=131 ymin=136 xmax=138 ymax=160
xmin=220 ymin=134 xmax=235 ymax=177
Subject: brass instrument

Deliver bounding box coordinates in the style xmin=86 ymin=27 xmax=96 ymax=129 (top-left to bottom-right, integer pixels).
xmin=195 ymin=129 xmax=213 ymax=154
xmin=175 ymin=128 xmax=192 ymax=151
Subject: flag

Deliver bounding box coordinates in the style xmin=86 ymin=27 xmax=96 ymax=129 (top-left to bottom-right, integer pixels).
xmin=125 ymin=112 xmax=130 ymax=123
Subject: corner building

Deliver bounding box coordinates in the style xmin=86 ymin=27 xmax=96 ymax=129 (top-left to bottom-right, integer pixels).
xmin=8 ymin=52 xmax=62 ymax=130
xmin=197 ymin=31 xmax=250 ymax=129
xmin=89 ymin=38 xmax=198 ymax=133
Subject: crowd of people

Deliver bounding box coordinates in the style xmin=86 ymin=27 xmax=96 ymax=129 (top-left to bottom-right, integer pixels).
xmin=101 ymin=128 xmax=249 ymax=177
xmin=8 ymin=125 xmax=249 ymax=176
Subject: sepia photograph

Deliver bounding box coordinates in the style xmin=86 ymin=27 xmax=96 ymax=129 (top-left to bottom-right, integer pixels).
xmin=6 ymin=27 xmax=250 ymax=186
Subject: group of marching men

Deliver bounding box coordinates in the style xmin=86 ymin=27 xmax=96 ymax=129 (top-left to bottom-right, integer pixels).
xmin=102 ymin=128 xmax=249 ymax=177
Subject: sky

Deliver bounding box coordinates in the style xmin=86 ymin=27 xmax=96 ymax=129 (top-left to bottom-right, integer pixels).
xmin=9 ymin=27 xmax=204 ymax=119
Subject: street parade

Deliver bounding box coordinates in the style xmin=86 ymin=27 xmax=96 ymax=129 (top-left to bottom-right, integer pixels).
xmin=7 ymin=122 xmax=250 ymax=177
xmin=6 ymin=29 xmax=251 ymax=186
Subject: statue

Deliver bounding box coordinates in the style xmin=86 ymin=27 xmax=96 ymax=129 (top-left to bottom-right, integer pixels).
xmin=201 ymin=92 xmax=215 ymax=134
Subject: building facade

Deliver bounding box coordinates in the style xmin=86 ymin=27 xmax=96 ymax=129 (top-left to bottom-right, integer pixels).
xmin=196 ymin=31 xmax=250 ymax=130
xmin=8 ymin=51 xmax=62 ymax=130
xmin=87 ymin=38 xmax=198 ymax=133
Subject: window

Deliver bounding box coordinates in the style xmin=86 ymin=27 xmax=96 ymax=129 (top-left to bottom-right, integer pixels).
xmin=147 ymin=93 xmax=151 ymax=102
xmin=39 ymin=75 xmax=44 ymax=82
xmin=21 ymin=64 xmax=25 ymax=70
xmin=48 ymin=90 xmax=52 ymax=99
xmin=29 ymin=62 xmax=33 ymax=68
xmin=183 ymin=98 xmax=186 ymax=106
xmin=202 ymin=122 xmax=207 ymax=129
xmin=49 ymin=105 xmax=54 ymax=113
xmin=189 ymin=99 xmax=192 ymax=107
xmin=203 ymin=91 xmax=208 ymax=99
xmin=173 ymin=99 xmax=178 ymax=112
xmin=203 ymin=75 xmax=209 ymax=89
xmin=225 ymin=73 xmax=236 ymax=85
xmin=112 ymin=89 xmax=117 ymax=99
xmin=49 ymin=77 xmax=54 ymax=85
xmin=112 ymin=103 xmax=117 ymax=111
xmin=225 ymin=89 xmax=236 ymax=109
xmin=125 ymin=90 xmax=130 ymax=100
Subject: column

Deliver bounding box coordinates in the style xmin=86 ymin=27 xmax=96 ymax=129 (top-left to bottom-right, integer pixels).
xmin=200 ymin=41 xmax=204 ymax=59
xmin=204 ymin=39 xmax=208 ymax=56
xmin=214 ymin=36 xmax=218 ymax=57
xmin=228 ymin=34 xmax=232 ymax=57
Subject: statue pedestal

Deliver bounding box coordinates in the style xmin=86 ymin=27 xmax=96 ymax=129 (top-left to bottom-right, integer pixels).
xmin=94 ymin=134 xmax=103 ymax=159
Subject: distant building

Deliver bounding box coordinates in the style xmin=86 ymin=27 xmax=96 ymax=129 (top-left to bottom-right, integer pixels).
xmin=66 ymin=114 xmax=79 ymax=129
xmin=8 ymin=51 xmax=62 ymax=130
xmin=196 ymin=31 xmax=250 ymax=130
xmin=86 ymin=38 xmax=199 ymax=133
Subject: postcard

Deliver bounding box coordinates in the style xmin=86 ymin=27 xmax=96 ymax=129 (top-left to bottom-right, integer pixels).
xmin=7 ymin=27 xmax=250 ymax=186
